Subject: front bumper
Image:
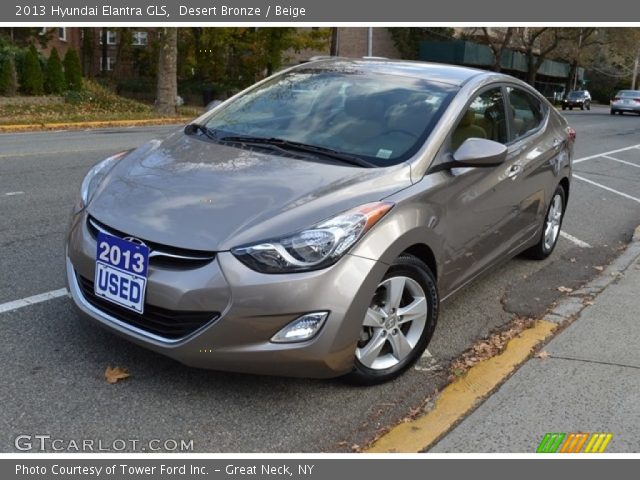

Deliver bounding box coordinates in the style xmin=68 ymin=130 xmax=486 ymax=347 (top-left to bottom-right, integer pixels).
xmin=66 ymin=211 xmax=388 ymax=378
xmin=563 ymin=100 xmax=585 ymax=107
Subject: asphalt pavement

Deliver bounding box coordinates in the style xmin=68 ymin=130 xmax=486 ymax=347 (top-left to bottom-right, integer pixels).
xmin=1 ymin=105 xmax=639 ymax=452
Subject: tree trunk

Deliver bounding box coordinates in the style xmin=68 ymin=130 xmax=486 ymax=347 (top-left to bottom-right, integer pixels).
xmin=155 ymin=28 xmax=178 ymax=116
xmin=330 ymin=28 xmax=339 ymax=56
xmin=101 ymin=28 xmax=108 ymax=74
xmin=526 ymin=48 xmax=537 ymax=85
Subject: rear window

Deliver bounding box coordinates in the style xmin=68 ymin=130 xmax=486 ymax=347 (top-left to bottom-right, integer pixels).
xmin=618 ymin=91 xmax=640 ymax=98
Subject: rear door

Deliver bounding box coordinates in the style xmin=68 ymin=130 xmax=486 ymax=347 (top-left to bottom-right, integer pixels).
xmin=503 ymin=85 xmax=561 ymax=245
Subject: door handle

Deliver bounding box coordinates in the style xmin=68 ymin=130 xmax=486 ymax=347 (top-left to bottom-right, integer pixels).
xmin=506 ymin=164 xmax=523 ymax=180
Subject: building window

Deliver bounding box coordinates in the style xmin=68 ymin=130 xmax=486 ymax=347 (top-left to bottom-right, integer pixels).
xmin=101 ymin=56 xmax=116 ymax=71
xmin=58 ymin=27 xmax=67 ymax=41
xmin=100 ymin=30 xmax=117 ymax=45
xmin=132 ymin=31 xmax=148 ymax=46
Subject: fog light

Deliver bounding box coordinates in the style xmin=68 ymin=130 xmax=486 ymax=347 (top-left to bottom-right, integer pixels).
xmin=271 ymin=312 xmax=328 ymax=343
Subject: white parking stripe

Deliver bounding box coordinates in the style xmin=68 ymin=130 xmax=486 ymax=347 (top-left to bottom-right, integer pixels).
xmin=573 ymin=144 xmax=640 ymax=164
xmin=0 ymin=288 xmax=68 ymax=315
xmin=3 ymin=191 xmax=24 ymax=196
xmin=560 ymin=231 xmax=592 ymax=248
xmin=574 ymin=174 xmax=640 ymax=204
xmin=602 ymin=155 xmax=640 ymax=169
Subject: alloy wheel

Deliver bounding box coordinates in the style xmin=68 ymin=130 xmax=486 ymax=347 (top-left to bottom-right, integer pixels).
xmin=356 ymin=276 xmax=428 ymax=370
xmin=543 ymin=193 xmax=563 ymax=251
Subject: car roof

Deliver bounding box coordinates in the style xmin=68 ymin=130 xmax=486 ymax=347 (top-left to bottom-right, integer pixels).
xmin=294 ymin=58 xmax=490 ymax=87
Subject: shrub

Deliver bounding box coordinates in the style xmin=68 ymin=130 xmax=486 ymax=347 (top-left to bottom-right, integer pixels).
xmin=63 ymin=48 xmax=82 ymax=91
xmin=20 ymin=45 xmax=44 ymax=95
xmin=0 ymin=56 xmax=18 ymax=96
xmin=45 ymin=47 xmax=66 ymax=94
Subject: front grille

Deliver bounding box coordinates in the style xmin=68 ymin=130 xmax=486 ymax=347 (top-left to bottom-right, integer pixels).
xmin=86 ymin=216 xmax=215 ymax=270
xmin=77 ymin=274 xmax=219 ymax=340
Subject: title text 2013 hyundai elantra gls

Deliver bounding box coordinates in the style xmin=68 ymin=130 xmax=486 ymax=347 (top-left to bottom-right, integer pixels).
xmin=66 ymin=59 xmax=574 ymax=383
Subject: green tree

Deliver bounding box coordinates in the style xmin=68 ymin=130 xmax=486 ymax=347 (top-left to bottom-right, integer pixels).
xmin=0 ymin=55 xmax=18 ymax=95
xmin=44 ymin=47 xmax=65 ymax=94
xmin=63 ymin=48 xmax=82 ymax=91
xmin=20 ymin=44 xmax=43 ymax=95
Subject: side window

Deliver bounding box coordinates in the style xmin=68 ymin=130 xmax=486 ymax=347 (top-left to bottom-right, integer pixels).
xmin=451 ymin=87 xmax=507 ymax=151
xmin=507 ymin=87 xmax=544 ymax=141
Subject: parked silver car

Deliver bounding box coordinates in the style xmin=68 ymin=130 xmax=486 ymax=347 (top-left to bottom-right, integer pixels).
xmin=610 ymin=90 xmax=640 ymax=115
xmin=66 ymin=59 xmax=575 ymax=383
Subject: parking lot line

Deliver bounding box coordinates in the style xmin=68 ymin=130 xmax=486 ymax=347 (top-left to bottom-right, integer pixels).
xmin=601 ymin=155 xmax=640 ymax=169
xmin=573 ymin=144 xmax=640 ymax=164
xmin=0 ymin=288 xmax=68 ymax=315
xmin=560 ymin=231 xmax=592 ymax=248
xmin=573 ymin=174 xmax=640 ymax=204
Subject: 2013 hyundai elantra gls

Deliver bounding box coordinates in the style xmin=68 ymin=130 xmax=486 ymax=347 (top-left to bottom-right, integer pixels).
xmin=66 ymin=58 xmax=574 ymax=384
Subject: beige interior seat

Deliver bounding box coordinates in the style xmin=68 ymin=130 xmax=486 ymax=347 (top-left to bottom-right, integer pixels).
xmin=451 ymin=110 xmax=487 ymax=151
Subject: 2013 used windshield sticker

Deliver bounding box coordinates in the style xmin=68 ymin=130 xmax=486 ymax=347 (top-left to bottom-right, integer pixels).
xmin=376 ymin=149 xmax=393 ymax=159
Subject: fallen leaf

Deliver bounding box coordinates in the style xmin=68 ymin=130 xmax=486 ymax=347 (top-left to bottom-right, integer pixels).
xmin=535 ymin=351 xmax=550 ymax=360
xmin=338 ymin=441 xmax=348 ymax=447
xmin=593 ymin=266 xmax=604 ymax=271
xmin=570 ymin=257 xmax=577 ymax=263
xmin=557 ymin=286 xmax=573 ymax=293
xmin=104 ymin=366 xmax=130 ymax=384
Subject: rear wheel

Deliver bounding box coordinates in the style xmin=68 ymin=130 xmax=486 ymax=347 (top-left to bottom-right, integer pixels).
xmin=524 ymin=185 xmax=566 ymax=260
xmin=347 ymin=255 xmax=438 ymax=385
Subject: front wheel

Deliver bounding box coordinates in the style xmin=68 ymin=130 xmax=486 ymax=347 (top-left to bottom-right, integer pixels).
xmin=347 ymin=255 xmax=438 ymax=385
xmin=524 ymin=185 xmax=566 ymax=260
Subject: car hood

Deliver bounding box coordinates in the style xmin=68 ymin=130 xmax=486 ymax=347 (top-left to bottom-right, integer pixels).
xmin=88 ymin=131 xmax=412 ymax=251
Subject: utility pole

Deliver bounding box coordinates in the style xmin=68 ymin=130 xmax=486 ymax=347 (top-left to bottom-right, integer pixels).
xmin=367 ymin=27 xmax=373 ymax=57
xmin=632 ymin=52 xmax=639 ymax=90
xmin=572 ymin=29 xmax=583 ymax=91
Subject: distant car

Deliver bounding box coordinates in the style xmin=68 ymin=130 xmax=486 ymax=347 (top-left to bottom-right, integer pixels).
xmin=610 ymin=90 xmax=640 ymax=115
xmin=562 ymin=90 xmax=591 ymax=110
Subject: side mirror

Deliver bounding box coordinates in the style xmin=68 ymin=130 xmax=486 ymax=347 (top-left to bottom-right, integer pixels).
xmin=453 ymin=138 xmax=507 ymax=167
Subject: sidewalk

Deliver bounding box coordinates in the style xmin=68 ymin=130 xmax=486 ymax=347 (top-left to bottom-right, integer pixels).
xmin=431 ymin=252 xmax=640 ymax=452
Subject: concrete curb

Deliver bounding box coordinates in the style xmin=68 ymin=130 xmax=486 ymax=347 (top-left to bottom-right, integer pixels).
xmin=366 ymin=225 xmax=640 ymax=453
xmin=0 ymin=118 xmax=192 ymax=133
xmin=543 ymin=224 xmax=640 ymax=324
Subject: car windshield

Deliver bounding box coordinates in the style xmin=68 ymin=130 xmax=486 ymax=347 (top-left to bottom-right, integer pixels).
xmin=568 ymin=91 xmax=584 ymax=99
xmin=203 ymin=68 xmax=458 ymax=167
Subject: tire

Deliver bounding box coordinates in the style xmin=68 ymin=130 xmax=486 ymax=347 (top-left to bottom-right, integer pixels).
xmin=524 ymin=185 xmax=566 ymax=260
xmin=347 ymin=254 xmax=439 ymax=385
xmin=587 ymin=103 xmax=591 ymax=111
xmin=569 ymin=107 xmax=573 ymax=110
xmin=610 ymin=110 xmax=615 ymax=115
xmin=580 ymin=104 xmax=584 ymax=110
xmin=562 ymin=105 xmax=566 ymax=110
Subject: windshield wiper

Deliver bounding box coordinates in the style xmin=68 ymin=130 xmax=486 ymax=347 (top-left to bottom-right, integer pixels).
xmin=220 ymin=135 xmax=375 ymax=168
xmin=184 ymin=123 xmax=218 ymax=141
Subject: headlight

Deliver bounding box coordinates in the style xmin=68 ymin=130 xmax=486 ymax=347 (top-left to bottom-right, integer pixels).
xmin=80 ymin=151 xmax=129 ymax=207
xmin=232 ymin=202 xmax=394 ymax=273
